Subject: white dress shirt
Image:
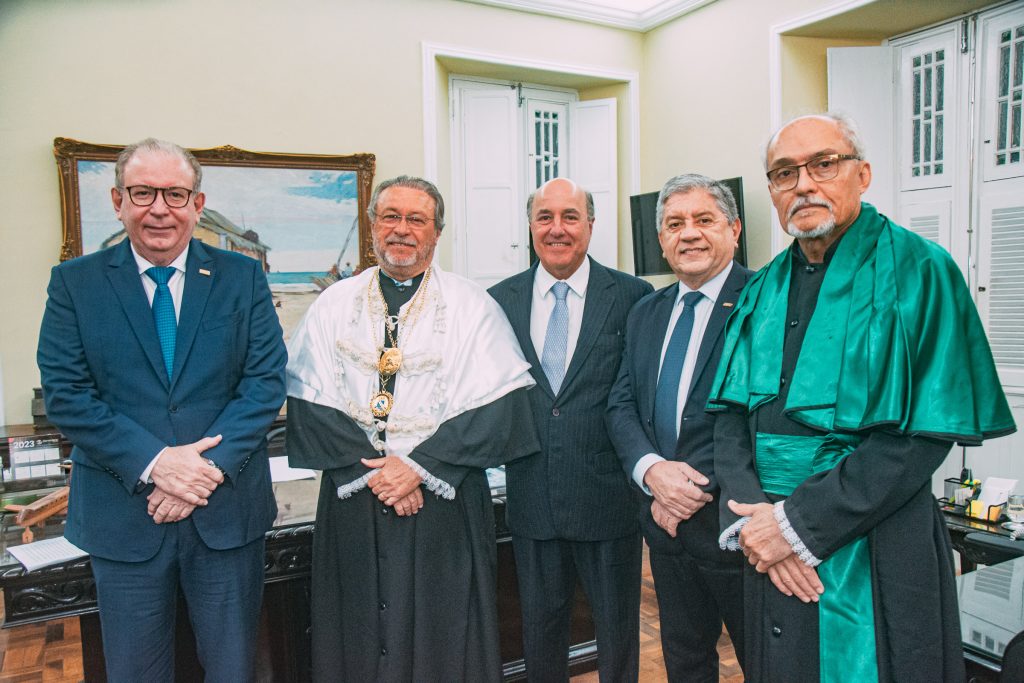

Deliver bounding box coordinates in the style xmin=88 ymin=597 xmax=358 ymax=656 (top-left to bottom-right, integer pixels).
xmin=530 ymin=258 xmax=590 ymax=377
xmin=132 ymin=243 xmax=190 ymax=483
xmin=633 ymin=261 xmax=734 ymax=491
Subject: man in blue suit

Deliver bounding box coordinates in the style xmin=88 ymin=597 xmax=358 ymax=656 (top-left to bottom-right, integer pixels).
xmin=37 ymin=138 xmax=287 ymax=682
xmin=607 ymin=174 xmax=751 ymax=682
xmin=489 ymin=178 xmax=652 ymax=682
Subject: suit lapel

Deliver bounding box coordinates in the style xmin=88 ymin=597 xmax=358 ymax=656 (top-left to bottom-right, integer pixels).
xmin=560 ymin=260 xmax=613 ymax=394
xmin=643 ymin=284 xmax=679 ymax=423
xmin=171 ymin=240 xmax=214 ymax=388
xmin=506 ymin=266 xmax=554 ymax=399
xmin=687 ymin=263 xmax=746 ymax=396
xmin=106 ymin=240 xmax=169 ymax=388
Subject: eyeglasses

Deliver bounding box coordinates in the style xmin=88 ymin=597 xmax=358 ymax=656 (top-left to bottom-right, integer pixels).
xmin=766 ymin=154 xmax=861 ymax=191
xmin=123 ymin=185 xmax=195 ymax=208
xmin=376 ymin=213 xmax=434 ymax=229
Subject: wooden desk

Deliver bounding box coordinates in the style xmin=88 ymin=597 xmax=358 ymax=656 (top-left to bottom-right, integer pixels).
xmin=0 ymin=476 xmax=597 ymax=681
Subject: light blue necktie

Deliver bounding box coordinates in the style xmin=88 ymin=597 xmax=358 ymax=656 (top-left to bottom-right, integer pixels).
xmin=540 ymin=281 xmax=570 ymax=393
xmin=146 ymin=266 xmax=177 ymax=379
xmin=653 ymin=290 xmax=704 ymax=456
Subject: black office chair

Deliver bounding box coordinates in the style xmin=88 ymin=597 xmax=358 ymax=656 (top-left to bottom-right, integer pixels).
xmin=963 ymin=532 xmax=1024 ymax=567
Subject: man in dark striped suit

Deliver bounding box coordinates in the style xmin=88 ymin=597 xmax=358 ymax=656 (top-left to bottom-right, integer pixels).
xmin=490 ymin=178 xmax=652 ymax=682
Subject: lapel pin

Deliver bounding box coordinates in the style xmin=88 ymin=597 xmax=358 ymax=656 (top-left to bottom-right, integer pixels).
xmin=722 ymin=302 xmax=734 ymax=308
xmin=199 ymin=268 xmax=211 ymax=276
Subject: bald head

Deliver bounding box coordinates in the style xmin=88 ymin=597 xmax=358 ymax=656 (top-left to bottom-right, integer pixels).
xmin=527 ymin=178 xmax=594 ymax=222
xmin=528 ymin=177 xmax=594 ymax=280
xmin=764 ymin=112 xmax=866 ymax=171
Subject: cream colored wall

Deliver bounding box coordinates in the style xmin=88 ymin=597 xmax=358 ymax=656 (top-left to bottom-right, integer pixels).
xmin=781 ymin=35 xmax=881 ymax=121
xmin=0 ymin=0 xmax=642 ymax=423
xmin=640 ymin=0 xmax=844 ymax=276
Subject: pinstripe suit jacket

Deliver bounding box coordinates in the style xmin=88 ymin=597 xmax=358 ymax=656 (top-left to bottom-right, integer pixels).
xmin=489 ymin=258 xmax=652 ymax=541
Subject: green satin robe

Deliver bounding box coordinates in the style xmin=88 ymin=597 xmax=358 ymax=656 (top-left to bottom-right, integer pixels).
xmin=709 ymin=202 xmax=1014 ymax=443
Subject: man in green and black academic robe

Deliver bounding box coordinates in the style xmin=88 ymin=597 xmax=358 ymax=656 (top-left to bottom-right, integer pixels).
xmin=710 ymin=113 xmax=1015 ymax=683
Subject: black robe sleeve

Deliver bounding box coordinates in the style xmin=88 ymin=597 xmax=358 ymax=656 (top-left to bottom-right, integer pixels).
xmin=407 ymin=386 xmax=538 ymax=490
xmin=714 ymin=406 xmax=771 ymax=533
xmin=286 ymin=388 xmax=539 ymax=493
xmin=782 ymin=432 xmax=950 ymax=561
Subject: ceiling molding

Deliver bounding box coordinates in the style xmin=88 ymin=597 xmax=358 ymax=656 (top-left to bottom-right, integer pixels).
xmin=458 ymin=0 xmax=718 ymax=32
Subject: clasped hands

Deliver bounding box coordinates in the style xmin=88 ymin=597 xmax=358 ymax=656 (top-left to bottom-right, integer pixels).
xmin=645 ymin=460 xmax=713 ymax=538
xmin=147 ymin=435 xmax=225 ymax=524
xmin=362 ymin=455 xmax=424 ymax=517
xmin=728 ymin=500 xmax=824 ymax=603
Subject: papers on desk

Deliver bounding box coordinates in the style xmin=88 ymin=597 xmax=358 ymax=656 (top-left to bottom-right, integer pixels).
xmin=269 ymin=456 xmax=316 ymax=482
xmin=8 ymin=536 xmax=87 ymax=572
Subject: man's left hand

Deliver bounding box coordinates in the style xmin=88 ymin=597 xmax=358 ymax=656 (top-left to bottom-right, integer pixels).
xmin=147 ymin=487 xmax=197 ymax=524
xmin=651 ymin=500 xmax=682 ymax=537
xmin=363 ymin=456 xmax=423 ymax=504
xmin=729 ymin=500 xmax=793 ymax=571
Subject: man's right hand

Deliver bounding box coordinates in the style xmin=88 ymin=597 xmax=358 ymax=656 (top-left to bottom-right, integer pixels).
xmin=643 ymin=460 xmax=712 ymax=520
xmin=150 ymin=435 xmax=225 ymax=506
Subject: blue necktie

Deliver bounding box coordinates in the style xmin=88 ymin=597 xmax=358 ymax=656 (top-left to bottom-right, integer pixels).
xmin=540 ymin=281 xmax=570 ymax=393
xmin=653 ymin=290 xmax=704 ymax=456
xmin=146 ymin=266 xmax=177 ymax=379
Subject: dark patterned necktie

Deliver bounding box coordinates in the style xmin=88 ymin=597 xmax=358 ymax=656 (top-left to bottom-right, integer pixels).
xmin=653 ymin=290 xmax=704 ymax=456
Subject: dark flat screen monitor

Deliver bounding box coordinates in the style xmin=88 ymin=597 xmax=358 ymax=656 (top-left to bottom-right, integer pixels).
xmin=629 ymin=177 xmax=748 ymax=276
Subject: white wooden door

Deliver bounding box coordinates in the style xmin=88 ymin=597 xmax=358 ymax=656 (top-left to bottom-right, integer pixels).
xmin=451 ymin=79 xmax=526 ymax=289
xmin=570 ymin=98 xmax=618 ymax=269
xmin=451 ymin=78 xmax=619 ymax=288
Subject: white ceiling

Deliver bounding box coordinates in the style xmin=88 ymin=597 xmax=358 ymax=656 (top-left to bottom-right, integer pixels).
xmin=458 ymin=0 xmax=719 ymax=32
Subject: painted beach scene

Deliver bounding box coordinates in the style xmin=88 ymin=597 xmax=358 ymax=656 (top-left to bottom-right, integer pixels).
xmin=76 ymin=160 xmax=362 ymax=340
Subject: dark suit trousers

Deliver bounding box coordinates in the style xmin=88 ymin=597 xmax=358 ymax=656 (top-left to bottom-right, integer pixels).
xmin=648 ymin=547 xmax=745 ymax=683
xmin=90 ymin=516 xmax=265 ymax=683
xmin=512 ymin=533 xmax=641 ymax=683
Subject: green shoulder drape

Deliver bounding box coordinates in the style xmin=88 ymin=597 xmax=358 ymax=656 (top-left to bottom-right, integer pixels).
xmin=708 ymin=202 xmax=1015 ymax=445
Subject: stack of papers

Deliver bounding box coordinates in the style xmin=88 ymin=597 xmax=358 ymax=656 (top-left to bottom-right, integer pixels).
xmin=8 ymin=536 xmax=87 ymax=572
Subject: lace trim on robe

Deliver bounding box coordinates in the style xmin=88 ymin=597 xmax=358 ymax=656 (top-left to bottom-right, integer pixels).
xmin=774 ymin=500 xmax=821 ymax=567
xmin=719 ymin=517 xmax=749 ymax=551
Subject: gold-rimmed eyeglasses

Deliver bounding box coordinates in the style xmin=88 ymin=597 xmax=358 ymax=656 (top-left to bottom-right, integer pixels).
xmin=766 ymin=154 xmax=861 ymax=191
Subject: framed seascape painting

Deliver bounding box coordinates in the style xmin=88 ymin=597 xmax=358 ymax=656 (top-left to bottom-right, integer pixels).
xmin=53 ymin=137 xmax=376 ymax=341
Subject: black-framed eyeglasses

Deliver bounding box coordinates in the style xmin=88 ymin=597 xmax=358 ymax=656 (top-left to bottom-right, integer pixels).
xmin=766 ymin=154 xmax=861 ymax=191
xmin=122 ymin=185 xmax=195 ymax=208
xmin=376 ymin=213 xmax=434 ymax=229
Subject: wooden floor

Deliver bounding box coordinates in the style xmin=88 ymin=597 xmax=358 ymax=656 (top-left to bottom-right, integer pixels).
xmin=0 ymin=545 xmax=742 ymax=682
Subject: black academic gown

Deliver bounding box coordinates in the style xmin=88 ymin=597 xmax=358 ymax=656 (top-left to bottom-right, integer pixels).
xmin=286 ymin=274 xmax=540 ymax=682
xmin=715 ymin=243 xmax=965 ymax=683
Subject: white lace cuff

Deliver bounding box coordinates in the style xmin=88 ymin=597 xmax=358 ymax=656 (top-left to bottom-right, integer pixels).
xmin=334 ymin=456 xmax=457 ymax=501
xmin=337 ymin=471 xmax=376 ymax=499
xmin=399 ymin=455 xmax=455 ymax=500
xmin=719 ymin=516 xmax=749 ymax=551
xmin=773 ymin=500 xmax=821 ymax=567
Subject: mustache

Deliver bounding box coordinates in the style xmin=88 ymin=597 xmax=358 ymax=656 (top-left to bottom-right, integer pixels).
xmin=788 ymin=196 xmax=833 ymax=220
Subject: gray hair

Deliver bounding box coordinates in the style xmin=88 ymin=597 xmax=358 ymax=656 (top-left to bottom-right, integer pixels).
xmin=655 ymin=174 xmax=739 ymax=232
xmin=764 ymin=112 xmax=867 ymax=170
xmin=367 ymin=175 xmax=445 ymax=231
xmin=526 ymin=181 xmax=595 ymax=222
xmin=115 ymin=138 xmax=202 ymax=192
